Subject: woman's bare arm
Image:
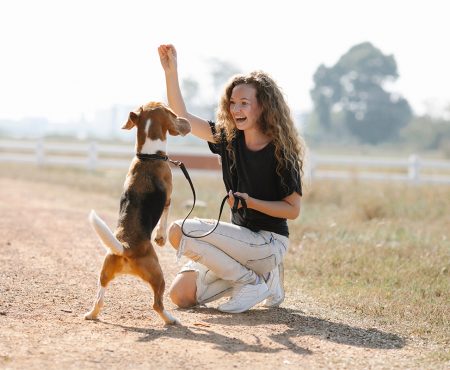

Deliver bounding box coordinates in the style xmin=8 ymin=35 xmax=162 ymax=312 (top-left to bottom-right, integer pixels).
xmin=158 ymin=44 xmax=214 ymax=142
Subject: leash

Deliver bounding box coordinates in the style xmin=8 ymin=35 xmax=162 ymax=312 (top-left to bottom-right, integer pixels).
xmin=137 ymin=153 xmax=247 ymax=239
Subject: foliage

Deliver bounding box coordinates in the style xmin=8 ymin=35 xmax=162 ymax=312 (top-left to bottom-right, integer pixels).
xmin=180 ymin=58 xmax=240 ymax=122
xmin=400 ymin=115 xmax=450 ymax=157
xmin=181 ymin=77 xmax=200 ymax=106
xmin=310 ymin=42 xmax=412 ymax=144
xmin=208 ymin=57 xmax=240 ymax=94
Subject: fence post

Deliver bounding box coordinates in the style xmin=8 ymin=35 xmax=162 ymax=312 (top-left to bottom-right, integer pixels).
xmin=88 ymin=142 xmax=98 ymax=171
xmin=36 ymin=138 xmax=44 ymax=166
xmin=408 ymin=154 xmax=420 ymax=184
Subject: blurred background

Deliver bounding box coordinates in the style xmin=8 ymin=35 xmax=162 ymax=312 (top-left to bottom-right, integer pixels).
xmin=1 ymin=0 xmax=449 ymax=158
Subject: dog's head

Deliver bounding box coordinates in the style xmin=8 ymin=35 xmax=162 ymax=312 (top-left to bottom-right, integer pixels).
xmin=122 ymin=102 xmax=191 ymax=153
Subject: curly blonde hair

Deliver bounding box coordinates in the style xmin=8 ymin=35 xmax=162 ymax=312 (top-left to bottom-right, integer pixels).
xmin=216 ymin=71 xmax=305 ymax=188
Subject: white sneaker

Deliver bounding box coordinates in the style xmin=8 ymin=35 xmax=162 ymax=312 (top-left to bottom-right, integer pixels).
xmin=217 ymin=281 xmax=270 ymax=313
xmin=263 ymin=262 xmax=285 ymax=308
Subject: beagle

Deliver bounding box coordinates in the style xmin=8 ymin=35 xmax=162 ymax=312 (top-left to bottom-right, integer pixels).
xmin=84 ymin=102 xmax=191 ymax=325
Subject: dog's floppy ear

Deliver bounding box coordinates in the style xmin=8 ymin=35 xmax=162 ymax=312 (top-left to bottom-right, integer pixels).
xmin=167 ymin=115 xmax=191 ymax=136
xmin=122 ymin=108 xmax=141 ymax=130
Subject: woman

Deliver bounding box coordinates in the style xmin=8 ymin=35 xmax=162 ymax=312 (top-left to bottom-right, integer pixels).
xmin=158 ymin=44 xmax=305 ymax=313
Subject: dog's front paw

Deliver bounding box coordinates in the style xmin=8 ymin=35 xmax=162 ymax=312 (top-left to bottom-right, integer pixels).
xmin=154 ymin=234 xmax=167 ymax=247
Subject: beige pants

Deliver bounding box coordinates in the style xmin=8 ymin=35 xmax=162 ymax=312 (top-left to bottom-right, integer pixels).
xmin=175 ymin=218 xmax=289 ymax=304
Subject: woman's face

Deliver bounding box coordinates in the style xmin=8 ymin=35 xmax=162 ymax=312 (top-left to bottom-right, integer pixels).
xmin=229 ymin=84 xmax=262 ymax=131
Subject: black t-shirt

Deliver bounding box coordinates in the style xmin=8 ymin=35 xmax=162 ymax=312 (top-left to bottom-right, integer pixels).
xmin=208 ymin=121 xmax=301 ymax=237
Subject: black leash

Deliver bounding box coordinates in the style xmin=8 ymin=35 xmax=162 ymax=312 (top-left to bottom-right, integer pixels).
xmin=137 ymin=153 xmax=246 ymax=239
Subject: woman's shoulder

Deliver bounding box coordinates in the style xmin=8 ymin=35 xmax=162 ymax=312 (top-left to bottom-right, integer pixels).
xmin=208 ymin=121 xmax=229 ymax=140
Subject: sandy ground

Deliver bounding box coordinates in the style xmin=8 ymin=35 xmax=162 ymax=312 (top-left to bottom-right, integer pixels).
xmin=0 ymin=177 xmax=444 ymax=369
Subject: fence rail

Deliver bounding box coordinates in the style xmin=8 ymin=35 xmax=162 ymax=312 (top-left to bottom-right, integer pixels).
xmin=1 ymin=139 xmax=450 ymax=185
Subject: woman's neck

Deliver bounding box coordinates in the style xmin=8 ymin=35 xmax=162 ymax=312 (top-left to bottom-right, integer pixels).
xmin=243 ymin=129 xmax=271 ymax=151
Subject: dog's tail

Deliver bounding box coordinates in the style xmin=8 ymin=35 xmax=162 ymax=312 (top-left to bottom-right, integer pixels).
xmin=88 ymin=210 xmax=124 ymax=255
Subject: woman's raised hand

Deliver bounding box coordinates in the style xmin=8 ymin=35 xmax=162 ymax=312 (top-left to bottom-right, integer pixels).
xmin=158 ymin=44 xmax=177 ymax=73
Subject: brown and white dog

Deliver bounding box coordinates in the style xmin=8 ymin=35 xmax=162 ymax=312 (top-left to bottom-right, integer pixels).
xmin=84 ymin=102 xmax=190 ymax=325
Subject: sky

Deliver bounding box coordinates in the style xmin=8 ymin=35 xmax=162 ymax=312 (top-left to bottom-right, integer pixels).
xmin=1 ymin=0 xmax=449 ymax=123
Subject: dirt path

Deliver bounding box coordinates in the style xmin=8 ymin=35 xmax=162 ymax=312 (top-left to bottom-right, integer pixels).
xmin=0 ymin=178 xmax=440 ymax=369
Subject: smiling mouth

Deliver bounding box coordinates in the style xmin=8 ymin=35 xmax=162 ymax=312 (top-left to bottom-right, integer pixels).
xmin=235 ymin=117 xmax=246 ymax=123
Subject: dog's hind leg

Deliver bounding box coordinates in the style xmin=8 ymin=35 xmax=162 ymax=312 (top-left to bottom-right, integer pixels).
xmin=84 ymin=282 xmax=106 ymax=320
xmin=84 ymin=254 xmax=120 ymax=320
xmin=135 ymin=255 xmax=180 ymax=325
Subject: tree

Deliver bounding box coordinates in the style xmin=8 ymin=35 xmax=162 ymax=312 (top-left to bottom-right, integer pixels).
xmin=310 ymin=42 xmax=412 ymax=143
xmin=208 ymin=58 xmax=240 ymax=95
xmin=181 ymin=77 xmax=200 ymax=107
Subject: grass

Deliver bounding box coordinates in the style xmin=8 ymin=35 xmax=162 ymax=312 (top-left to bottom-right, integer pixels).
xmin=1 ymin=163 xmax=449 ymax=349
xmin=288 ymin=180 xmax=450 ymax=346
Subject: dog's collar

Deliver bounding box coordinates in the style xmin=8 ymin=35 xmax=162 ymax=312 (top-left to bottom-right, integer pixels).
xmin=136 ymin=153 xmax=168 ymax=161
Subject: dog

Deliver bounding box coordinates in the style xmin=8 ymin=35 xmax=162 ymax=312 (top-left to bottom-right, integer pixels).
xmin=84 ymin=102 xmax=190 ymax=325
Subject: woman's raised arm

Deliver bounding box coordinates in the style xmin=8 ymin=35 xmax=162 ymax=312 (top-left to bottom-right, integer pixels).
xmin=158 ymin=44 xmax=214 ymax=142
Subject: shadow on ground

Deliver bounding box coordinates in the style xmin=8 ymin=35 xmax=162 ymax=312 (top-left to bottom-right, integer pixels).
xmin=101 ymin=306 xmax=405 ymax=356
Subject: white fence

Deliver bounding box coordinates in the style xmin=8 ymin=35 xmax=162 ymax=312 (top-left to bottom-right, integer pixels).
xmin=1 ymin=139 xmax=450 ymax=185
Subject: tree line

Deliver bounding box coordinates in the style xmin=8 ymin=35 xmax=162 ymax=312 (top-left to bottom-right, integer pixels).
xmin=182 ymin=42 xmax=450 ymax=156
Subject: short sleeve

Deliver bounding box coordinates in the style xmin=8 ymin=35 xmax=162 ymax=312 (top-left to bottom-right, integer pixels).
xmin=207 ymin=121 xmax=225 ymax=155
xmin=279 ymin=162 xmax=302 ymax=198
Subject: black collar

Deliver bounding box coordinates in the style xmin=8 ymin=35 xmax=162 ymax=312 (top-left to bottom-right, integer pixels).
xmin=136 ymin=153 xmax=168 ymax=161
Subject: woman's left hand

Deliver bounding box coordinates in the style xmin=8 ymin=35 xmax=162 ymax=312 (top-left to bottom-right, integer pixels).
xmin=227 ymin=190 xmax=250 ymax=210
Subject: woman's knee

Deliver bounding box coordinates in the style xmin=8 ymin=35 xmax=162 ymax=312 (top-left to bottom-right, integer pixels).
xmin=168 ymin=272 xmax=197 ymax=308
xmin=168 ymin=222 xmax=182 ymax=249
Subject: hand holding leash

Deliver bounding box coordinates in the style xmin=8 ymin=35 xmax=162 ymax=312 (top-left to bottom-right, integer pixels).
xmin=168 ymin=159 xmax=249 ymax=239
xmin=228 ymin=190 xmax=248 ymax=213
